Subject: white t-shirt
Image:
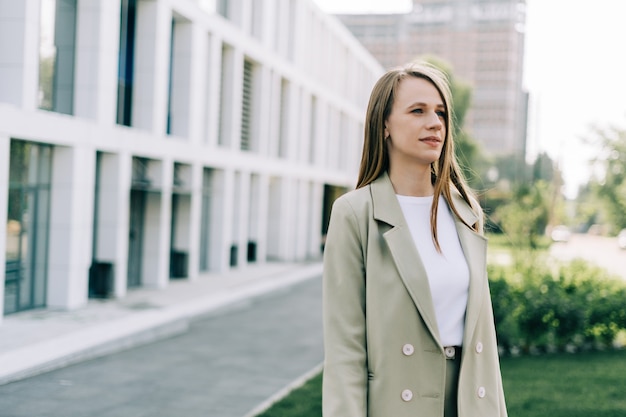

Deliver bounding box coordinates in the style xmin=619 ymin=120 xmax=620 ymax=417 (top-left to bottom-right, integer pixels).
xmin=396 ymin=194 xmax=470 ymax=347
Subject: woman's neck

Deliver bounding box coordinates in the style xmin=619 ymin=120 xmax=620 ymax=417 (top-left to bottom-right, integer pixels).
xmin=388 ymin=164 xmax=434 ymax=197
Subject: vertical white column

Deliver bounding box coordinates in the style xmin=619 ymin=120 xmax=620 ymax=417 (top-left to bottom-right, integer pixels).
xmin=142 ymin=159 xmax=172 ymax=289
xmin=188 ymin=24 xmax=208 ymax=146
xmin=152 ymin=0 xmax=172 ymax=136
xmin=294 ymin=179 xmax=310 ymax=260
xmin=278 ymin=177 xmax=297 ymax=261
xmin=241 ymin=0 xmax=252 ymax=35
xmin=285 ymin=84 xmax=300 ymax=161
xmin=95 ymin=152 xmax=131 ymax=298
xmin=274 ymin=0 xmax=287 ymax=57
xmin=261 ymin=0 xmax=276 ymax=50
xmin=299 ymin=90 xmax=312 ymax=163
xmin=74 ymin=0 xmax=121 ymax=123
xmin=187 ymin=163 xmax=203 ymax=281
xmin=267 ymin=71 xmax=281 ymax=157
xmin=115 ymin=152 xmax=132 ymax=297
xmin=0 ymin=0 xmax=39 ymax=109
xmin=47 ymin=145 xmax=96 ymax=309
xmin=266 ymin=176 xmax=280 ymax=259
xmin=308 ymin=182 xmax=324 ymax=259
xmin=169 ymin=17 xmax=192 ymax=138
xmin=254 ymin=174 xmax=270 ymax=263
xmin=0 ymin=136 xmax=10 ymax=322
xmin=229 ymin=48 xmax=244 ymax=151
xmin=205 ymin=34 xmax=222 ymax=147
xmin=315 ymin=99 xmax=329 ymax=170
xmin=236 ymin=171 xmax=250 ymax=267
xmin=218 ymin=169 xmax=235 ymax=271
xmin=133 ymin=0 xmax=171 ymax=135
xmin=257 ymin=66 xmax=272 ymax=156
xmin=326 ymin=109 xmax=339 ymax=170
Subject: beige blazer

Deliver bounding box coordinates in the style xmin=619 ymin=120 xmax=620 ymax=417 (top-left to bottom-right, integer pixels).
xmin=322 ymin=172 xmax=507 ymax=417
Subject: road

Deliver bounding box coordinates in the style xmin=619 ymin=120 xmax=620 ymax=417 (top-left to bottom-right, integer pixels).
xmin=549 ymin=233 xmax=626 ymax=279
xmin=0 ymin=277 xmax=323 ymax=417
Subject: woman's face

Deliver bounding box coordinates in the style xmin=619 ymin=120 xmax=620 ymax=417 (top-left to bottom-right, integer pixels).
xmin=384 ymin=76 xmax=446 ymax=170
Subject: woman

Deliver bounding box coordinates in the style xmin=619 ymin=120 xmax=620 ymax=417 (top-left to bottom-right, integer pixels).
xmin=322 ymin=62 xmax=507 ymax=417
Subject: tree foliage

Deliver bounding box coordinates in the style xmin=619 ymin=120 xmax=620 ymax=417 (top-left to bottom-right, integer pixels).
xmin=588 ymin=123 xmax=626 ymax=232
xmin=494 ymin=181 xmax=551 ymax=251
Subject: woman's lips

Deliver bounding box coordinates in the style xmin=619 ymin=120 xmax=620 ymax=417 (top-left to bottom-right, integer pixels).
xmin=419 ymin=136 xmax=441 ymax=146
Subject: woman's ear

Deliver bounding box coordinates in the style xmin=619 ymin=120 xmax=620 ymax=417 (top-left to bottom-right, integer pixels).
xmin=384 ymin=126 xmax=389 ymax=140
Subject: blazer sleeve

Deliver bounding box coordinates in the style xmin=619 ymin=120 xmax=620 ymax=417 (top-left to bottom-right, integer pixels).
xmin=322 ymin=196 xmax=368 ymax=417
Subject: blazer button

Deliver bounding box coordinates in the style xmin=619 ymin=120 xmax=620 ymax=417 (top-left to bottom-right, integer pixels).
xmin=476 ymin=342 xmax=483 ymax=354
xmin=477 ymin=386 xmax=486 ymax=398
xmin=402 ymin=343 xmax=415 ymax=356
xmin=401 ymin=389 xmax=413 ymax=402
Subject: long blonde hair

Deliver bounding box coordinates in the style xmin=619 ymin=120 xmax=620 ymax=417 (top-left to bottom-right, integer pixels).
xmin=356 ymin=62 xmax=480 ymax=250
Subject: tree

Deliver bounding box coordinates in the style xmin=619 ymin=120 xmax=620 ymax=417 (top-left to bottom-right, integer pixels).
xmin=588 ymin=122 xmax=626 ymax=232
xmin=495 ymin=181 xmax=551 ymax=250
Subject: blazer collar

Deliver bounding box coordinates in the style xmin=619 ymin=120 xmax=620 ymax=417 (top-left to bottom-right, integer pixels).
xmin=370 ymin=171 xmax=479 ymax=228
xmin=370 ymin=171 xmax=486 ymax=347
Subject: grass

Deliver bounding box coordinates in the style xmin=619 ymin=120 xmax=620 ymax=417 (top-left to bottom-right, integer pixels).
xmin=255 ymin=349 xmax=626 ymax=417
xmin=254 ymin=372 xmax=322 ymax=417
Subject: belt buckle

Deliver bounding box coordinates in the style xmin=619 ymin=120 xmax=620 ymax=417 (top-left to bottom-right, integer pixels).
xmin=444 ymin=346 xmax=456 ymax=360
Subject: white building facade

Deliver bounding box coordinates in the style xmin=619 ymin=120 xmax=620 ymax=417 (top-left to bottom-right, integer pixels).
xmin=0 ymin=0 xmax=383 ymax=320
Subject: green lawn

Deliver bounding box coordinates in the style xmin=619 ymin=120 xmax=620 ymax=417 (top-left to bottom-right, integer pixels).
xmin=256 ymin=349 xmax=626 ymax=417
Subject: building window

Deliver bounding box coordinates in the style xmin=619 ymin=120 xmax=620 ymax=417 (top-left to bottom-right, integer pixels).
xmin=38 ymin=0 xmax=77 ymax=114
xmin=5 ymin=141 xmax=52 ymax=315
xmin=117 ymin=0 xmax=137 ymax=126
xmin=166 ymin=18 xmax=176 ymax=135
xmin=240 ymin=58 xmax=258 ymax=151
xmin=217 ymin=0 xmax=229 ymax=19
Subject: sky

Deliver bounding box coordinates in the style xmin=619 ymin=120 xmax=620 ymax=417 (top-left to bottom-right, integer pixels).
xmin=313 ymin=0 xmax=626 ymax=198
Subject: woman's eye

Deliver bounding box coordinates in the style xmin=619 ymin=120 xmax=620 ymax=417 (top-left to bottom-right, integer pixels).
xmin=411 ymin=108 xmax=423 ymax=114
xmin=436 ymin=111 xmax=447 ymax=118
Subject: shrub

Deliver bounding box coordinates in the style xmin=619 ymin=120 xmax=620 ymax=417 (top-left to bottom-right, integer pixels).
xmin=488 ymin=257 xmax=626 ymax=354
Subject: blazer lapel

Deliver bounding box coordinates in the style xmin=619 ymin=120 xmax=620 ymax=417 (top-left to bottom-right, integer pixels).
xmin=448 ymin=190 xmax=488 ymax=345
xmin=370 ymin=173 xmax=442 ymax=345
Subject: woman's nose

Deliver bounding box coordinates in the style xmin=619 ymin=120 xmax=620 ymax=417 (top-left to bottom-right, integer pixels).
xmin=428 ymin=112 xmax=443 ymax=130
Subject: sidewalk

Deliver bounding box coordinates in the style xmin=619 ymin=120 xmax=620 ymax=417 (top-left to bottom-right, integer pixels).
xmin=0 ymin=261 xmax=323 ymax=386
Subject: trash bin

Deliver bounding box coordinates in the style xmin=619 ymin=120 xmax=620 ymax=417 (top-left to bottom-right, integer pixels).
xmin=170 ymin=251 xmax=188 ymax=278
xmin=230 ymin=245 xmax=238 ymax=267
xmin=89 ymin=262 xmax=114 ymax=298
xmin=247 ymin=241 xmax=257 ymax=262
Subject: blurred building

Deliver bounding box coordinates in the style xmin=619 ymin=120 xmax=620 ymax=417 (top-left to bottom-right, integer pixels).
xmin=336 ymin=0 xmax=529 ymax=158
xmin=0 ymin=0 xmax=382 ymax=319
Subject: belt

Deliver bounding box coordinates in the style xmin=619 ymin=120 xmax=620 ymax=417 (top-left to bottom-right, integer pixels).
xmin=444 ymin=346 xmax=461 ymax=360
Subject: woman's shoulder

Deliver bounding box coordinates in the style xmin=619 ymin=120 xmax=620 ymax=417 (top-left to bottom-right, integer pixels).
xmin=334 ymin=185 xmax=373 ymax=208
xmin=330 ymin=186 xmax=375 ymax=221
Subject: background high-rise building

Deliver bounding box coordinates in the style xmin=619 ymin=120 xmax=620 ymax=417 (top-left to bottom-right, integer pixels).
xmin=337 ymin=0 xmax=529 ymax=159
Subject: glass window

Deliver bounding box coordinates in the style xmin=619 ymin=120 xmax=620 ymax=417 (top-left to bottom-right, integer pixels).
xmin=38 ymin=0 xmax=77 ymax=114
xmin=117 ymin=0 xmax=137 ymax=126
xmin=5 ymin=141 xmax=52 ymax=315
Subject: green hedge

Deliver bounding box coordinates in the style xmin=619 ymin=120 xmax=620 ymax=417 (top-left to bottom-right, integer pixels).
xmin=489 ymin=257 xmax=626 ymax=354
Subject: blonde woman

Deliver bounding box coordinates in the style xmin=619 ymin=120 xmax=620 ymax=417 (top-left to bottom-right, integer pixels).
xmin=322 ymin=62 xmax=507 ymax=417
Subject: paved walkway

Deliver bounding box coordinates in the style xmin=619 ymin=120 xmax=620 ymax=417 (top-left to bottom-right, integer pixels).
xmin=0 ymin=273 xmax=324 ymax=417
xmin=0 ymin=261 xmax=323 ymax=388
